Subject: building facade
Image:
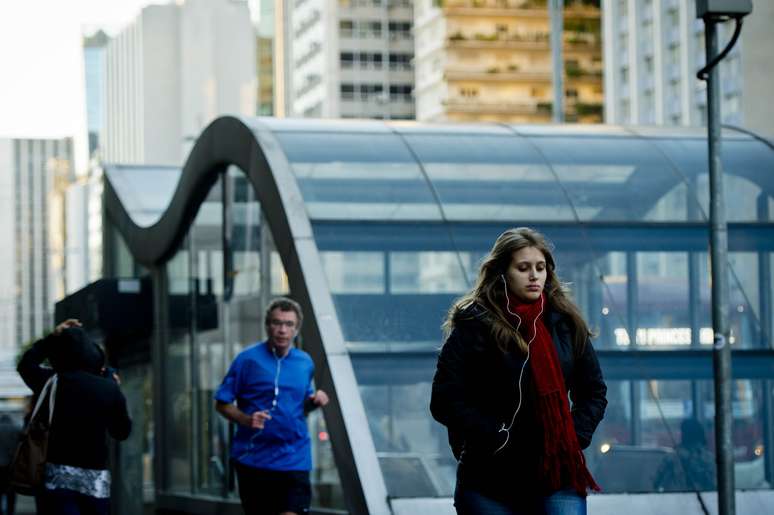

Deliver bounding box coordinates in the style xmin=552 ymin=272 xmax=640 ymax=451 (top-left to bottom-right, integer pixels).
xmin=414 ymin=0 xmax=604 ymax=123
xmin=284 ymin=0 xmax=415 ymax=119
xmin=0 ymin=137 xmax=74 ymax=360
xmin=102 ymin=0 xmax=256 ymax=166
xmin=254 ymin=0 xmax=276 ymax=116
xmin=602 ymin=0 xmax=774 ymax=132
xmin=83 ymin=30 xmax=109 ymax=158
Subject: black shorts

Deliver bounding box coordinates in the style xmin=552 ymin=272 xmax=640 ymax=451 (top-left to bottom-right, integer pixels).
xmin=234 ymin=462 xmax=311 ymax=515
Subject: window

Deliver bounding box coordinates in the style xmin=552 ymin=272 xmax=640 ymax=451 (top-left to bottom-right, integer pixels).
xmin=340 ymin=20 xmax=354 ymax=37
xmin=389 ymin=84 xmax=412 ymax=102
xmin=340 ymin=52 xmax=354 ymax=68
xmin=389 ymin=53 xmax=412 ymax=71
xmin=340 ymin=83 xmax=355 ymax=100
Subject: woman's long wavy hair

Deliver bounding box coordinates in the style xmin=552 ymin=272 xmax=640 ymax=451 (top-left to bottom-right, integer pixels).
xmin=444 ymin=227 xmax=590 ymax=355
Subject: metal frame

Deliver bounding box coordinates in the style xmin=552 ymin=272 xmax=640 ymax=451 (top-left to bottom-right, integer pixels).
xmin=104 ymin=116 xmax=391 ymax=515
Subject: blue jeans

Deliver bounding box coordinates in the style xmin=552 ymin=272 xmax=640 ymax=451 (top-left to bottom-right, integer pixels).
xmin=455 ymin=486 xmax=586 ymax=515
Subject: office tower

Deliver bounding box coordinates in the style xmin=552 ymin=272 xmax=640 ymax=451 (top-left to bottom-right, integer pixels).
xmin=602 ymin=0 xmax=774 ymax=133
xmin=282 ymin=0 xmax=415 ymax=119
xmin=83 ymin=30 xmax=109 ymax=158
xmin=413 ymin=0 xmax=604 ymax=123
xmin=102 ymin=0 xmax=256 ymax=165
xmin=0 ymin=137 xmax=74 ymax=359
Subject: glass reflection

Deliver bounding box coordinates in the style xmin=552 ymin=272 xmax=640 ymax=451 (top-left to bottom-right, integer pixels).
xmin=528 ymin=136 xmax=686 ymax=222
xmin=401 ymin=133 xmax=575 ymax=222
xmin=273 ymin=131 xmax=442 ymax=221
xmin=164 ymin=246 xmax=193 ymax=493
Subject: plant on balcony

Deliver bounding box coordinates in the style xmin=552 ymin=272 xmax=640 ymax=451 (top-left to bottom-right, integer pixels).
xmin=449 ymin=31 xmax=466 ymax=41
xmin=537 ymin=101 xmax=553 ymax=114
xmin=576 ymin=102 xmax=603 ymax=116
xmin=507 ymin=64 xmax=520 ymax=72
xmin=474 ymin=32 xmax=499 ymax=41
xmin=487 ymin=66 xmax=500 ymax=73
xmin=565 ymin=64 xmax=583 ymax=78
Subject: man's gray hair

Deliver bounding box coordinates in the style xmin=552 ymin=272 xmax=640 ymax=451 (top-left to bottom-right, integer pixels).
xmin=264 ymin=297 xmax=303 ymax=329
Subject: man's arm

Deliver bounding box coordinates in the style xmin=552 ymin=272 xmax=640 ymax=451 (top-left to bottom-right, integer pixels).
xmin=18 ymin=319 xmax=82 ymax=392
xmin=303 ymin=389 xmax=329 ymax=415
xmin=215 ymin=401 xmax=271 ymax=429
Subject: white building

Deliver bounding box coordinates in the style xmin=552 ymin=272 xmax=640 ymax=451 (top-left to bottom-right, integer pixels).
xmin=0 ymin=138 xmax=74 ymax=363
xmin=102 ymin=0 xmax=256 ymax=166
xmin=602 ymin=0 xmax=774 ymax=134
xmin=282 ymin=0 xmax=415 ymax=120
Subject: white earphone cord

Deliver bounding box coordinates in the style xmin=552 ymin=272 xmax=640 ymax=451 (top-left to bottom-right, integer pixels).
xmin=494 ymin=276 xmax=543 ymax=454
xmin=239 ymin=348 xmax=286 ymax=460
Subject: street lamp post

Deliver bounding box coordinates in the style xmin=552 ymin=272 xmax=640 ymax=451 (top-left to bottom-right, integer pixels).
xmin=695 ymin=2 xmax=752 ymax=515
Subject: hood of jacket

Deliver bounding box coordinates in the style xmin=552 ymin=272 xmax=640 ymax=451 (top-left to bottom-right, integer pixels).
xmin=48 ymin=327 xmax=103 ymax=374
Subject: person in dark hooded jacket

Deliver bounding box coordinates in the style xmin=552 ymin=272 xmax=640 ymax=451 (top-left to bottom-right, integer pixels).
xmin=17 ymin=319 xmax=131 ymax=515
xmin=431 ymin=228 xmax=607 ymax=515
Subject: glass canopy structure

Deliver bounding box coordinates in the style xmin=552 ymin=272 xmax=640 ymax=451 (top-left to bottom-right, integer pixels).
xmin=99 ymin=117 xmax=774 ymax=514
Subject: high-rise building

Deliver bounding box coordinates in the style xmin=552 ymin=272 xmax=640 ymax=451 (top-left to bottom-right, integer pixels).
xmin=255 ymin=0 xmax=276 ymax=116
xmin=413 ymin=0 xmax=604 ymax=123
xmin=602 ymin=0 xmax=774 ymax=133
xmin=282 ymin=0 xmax=415 ymax=119
xmin=83 ymin=30 xmax=109 ymax=158
xmin=102 ymin=0 xmax=256 ymax=166
xmin=0 ymin=137 xmax=74 ymax=362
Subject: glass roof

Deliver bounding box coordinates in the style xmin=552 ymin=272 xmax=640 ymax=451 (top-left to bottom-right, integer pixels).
xmin=267 ymin=120 xmax=774 ymax=224
xmin=104 ymin=165 xmax=181 ymax=228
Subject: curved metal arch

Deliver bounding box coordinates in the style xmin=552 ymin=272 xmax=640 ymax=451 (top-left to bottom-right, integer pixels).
xmin=104 ymin=116 xmax=391 ymax=515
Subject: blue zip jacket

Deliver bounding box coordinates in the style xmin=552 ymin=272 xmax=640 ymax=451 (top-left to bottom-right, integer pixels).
xmin=215 ymin=341 xmax=314 ymax=471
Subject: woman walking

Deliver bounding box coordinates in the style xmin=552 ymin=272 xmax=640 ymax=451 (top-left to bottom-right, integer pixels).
xmin=17 ymin=319 xmax=131 ymax=514
xmin=431 ymin=227 xmax=607 ymax=515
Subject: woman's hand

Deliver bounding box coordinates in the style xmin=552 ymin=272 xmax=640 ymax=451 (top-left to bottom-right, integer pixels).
xmin=53 ymin=319 xmax=81 ymax=335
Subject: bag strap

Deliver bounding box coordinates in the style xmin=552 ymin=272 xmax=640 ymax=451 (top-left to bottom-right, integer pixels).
xmin=30 ymin=374 xmax=57 ymax=424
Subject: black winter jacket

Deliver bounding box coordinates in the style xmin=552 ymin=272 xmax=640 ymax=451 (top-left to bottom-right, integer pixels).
xmin=430 ymin=303 xmax=607 ymax=498
xmin=17 ymin=333 xmax=132 ymax=471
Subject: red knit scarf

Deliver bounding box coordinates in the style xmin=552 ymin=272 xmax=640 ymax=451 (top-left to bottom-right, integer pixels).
xmin=506 ymin=293 xmax=600 ymax=495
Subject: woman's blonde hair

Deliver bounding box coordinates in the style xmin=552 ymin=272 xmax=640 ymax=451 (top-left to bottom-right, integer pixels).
xmin=444 ymin=227 xmax=590 ymax=355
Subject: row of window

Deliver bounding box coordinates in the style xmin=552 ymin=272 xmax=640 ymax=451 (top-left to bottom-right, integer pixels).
xmin=339 ymin=0 xmax=411 ymax=6
xmin=340 ymin=52 xmax=413 ymax=71
xmin=340 ymin=83 xmax=413 ymax=102
xmin=339 ymin=20 xmax=412 ymax=39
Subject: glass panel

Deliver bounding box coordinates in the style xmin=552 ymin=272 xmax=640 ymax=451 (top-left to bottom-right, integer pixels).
xmin=389 ymin=252 xmax=470 ymax=294
xmin=353 ymin=356 xmax=451 ymax=498
xmin=589 ymin=379 xmax=770 ymax=493
xmin=651 ymin=138 xmax=774 ymax=222
xmin=400 ymin=132 xmax=575 ymax=222
xmin=164 ymin=245 xmax=192 ymax=493
xmin=232 ymin=173 xmax=261 ymax=299
xmin=729 ymin=252 xmax=761 ymax=349
xmin=272 ymin=131 xmax=443 ymax=221
xmin=190 ymin=182 xmax=227 ymax=495
xmin=321 ymin=251 xmax=385 ymax=294
xmin=527 ymin=135 xmax=688 ymax=222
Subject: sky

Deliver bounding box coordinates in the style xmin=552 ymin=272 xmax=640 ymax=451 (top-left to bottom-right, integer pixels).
xmin=0 ymin=0 xmax=161 ymax=172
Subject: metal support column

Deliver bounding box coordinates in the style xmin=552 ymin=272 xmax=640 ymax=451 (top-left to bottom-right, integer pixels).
xmin=704 ymin=19 xmax=735 ymax=515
